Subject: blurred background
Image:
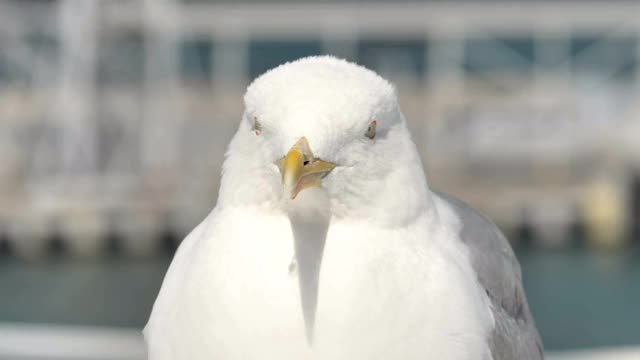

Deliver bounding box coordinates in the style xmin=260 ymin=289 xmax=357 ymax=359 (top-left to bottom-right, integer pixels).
xmin=0 ymin=0 xmax=639 ymax=359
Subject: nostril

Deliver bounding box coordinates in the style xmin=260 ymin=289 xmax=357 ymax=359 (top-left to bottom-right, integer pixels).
xmin=303 ymin=160 xmax=310 ymax=166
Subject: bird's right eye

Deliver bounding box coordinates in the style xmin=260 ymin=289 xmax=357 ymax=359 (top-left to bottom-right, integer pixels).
xmin=253 ymin=117 xmax=263 ymax=135
xmin=365 ymin=120 xmax=377 ymax=140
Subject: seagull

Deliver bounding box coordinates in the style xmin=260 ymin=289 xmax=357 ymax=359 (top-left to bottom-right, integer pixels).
xmin=144 ymin=56 xmax=543 ymax=360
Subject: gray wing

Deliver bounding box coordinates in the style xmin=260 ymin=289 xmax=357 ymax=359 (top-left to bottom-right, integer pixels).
xmin=435 ymin=191 xmax=544 ymax=360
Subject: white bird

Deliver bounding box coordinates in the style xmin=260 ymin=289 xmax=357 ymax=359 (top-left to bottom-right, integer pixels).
xmin=144 ymin=56 xmax=543 ymax=360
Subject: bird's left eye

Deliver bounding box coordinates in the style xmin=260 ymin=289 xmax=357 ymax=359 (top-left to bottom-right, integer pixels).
xmin=253 ymin=117 xmax=263 ymax=135
xmin=365 ymin=120 xmax=377 ymax=140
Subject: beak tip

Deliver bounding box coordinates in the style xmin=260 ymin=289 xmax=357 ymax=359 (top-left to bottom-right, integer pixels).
xmin=283 ymin=185 xmax=296 ymax=201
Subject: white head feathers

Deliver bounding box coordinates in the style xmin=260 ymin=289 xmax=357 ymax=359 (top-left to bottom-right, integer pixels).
xmin=218 ymin=56 xmax=433 ymax=226
xmin=244 ymin=56 xmax=397 ymax=158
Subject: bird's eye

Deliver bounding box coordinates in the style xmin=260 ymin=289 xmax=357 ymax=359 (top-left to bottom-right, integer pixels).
xmin=365 ymin=120 xmax=377 ymax=140
xmin=253 ymin=117 xmax=262 ymax=135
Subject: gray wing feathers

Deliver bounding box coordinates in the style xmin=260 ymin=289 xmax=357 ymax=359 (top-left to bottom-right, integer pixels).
xmin=435 ymin=192 xmax=544 ymax=360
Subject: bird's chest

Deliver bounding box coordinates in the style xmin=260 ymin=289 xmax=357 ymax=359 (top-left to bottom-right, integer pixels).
xmin=199 ymin=218 xmax=489 ymax=360
xmin=314 ymin=225 xmax=487 ymax=359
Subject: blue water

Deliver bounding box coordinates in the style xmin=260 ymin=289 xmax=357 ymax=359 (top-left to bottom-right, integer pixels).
xmin=518 ymin=247 xmax=640 ymax=350
xmin=0 ymin=247 xmax=639 ymax=351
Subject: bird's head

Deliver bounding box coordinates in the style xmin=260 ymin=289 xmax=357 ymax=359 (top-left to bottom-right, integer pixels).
xmin=220 ymin=56 xmax=431 ymax=225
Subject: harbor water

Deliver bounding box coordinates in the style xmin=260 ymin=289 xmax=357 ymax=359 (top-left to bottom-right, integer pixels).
xmin=0 ymin=245 xmax=639 ymax=352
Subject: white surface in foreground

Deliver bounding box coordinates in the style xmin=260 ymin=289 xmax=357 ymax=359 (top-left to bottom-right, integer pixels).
xmin=547 ymin=347 xmax=640 ymax=360
xmin=0 ymin=322 xmax=637 ymax=360
xmin=0 ymin=323 xmax=146 ymax=360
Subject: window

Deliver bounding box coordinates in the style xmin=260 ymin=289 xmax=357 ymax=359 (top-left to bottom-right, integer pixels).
xmin=464 ymin=36 xmax=534 ymax=74
xmin=357 ymin=39 xmax=427 ymax=80
xmin=571 ymin=34 xmax=637 ymax=80
xmin=248 ymin=39 xmax=322 ymax=79
xmin=97 ymin=32 xmax=144 ymax=85
xmin=180 ymin=38 xmax=212 ymax=83
xmin=0 ymin=49 xmax=22 ymax=84
xmin=0 ymin=32 xmax=56 ymax=86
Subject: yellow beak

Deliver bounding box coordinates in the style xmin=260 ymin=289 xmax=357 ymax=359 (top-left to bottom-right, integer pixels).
xmin=276 ymin=137 xmax=336 ymax=200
